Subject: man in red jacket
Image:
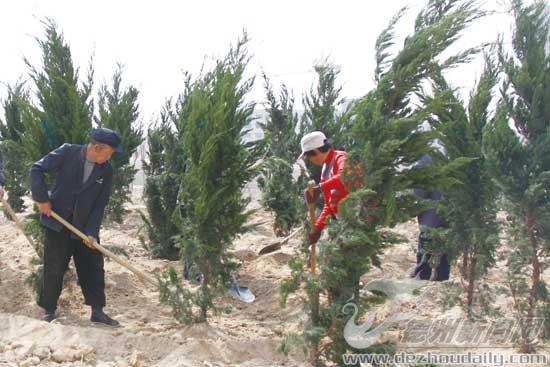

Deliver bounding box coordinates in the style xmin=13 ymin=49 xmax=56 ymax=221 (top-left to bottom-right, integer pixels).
xmin=300 ymin=131 xmax=349 ymax=244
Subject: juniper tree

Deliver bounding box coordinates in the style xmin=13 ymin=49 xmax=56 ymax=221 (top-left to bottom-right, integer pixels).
xmin=22 ymin=19 xmax=94 ymax=160
xmin=257 ymin=74 xmax=305 ymax=235
xmin=175 ymin=35 xmax=262 ymax=322
xmin=0 ymin=82 xmax=31 ymax=212
xmin=301 ymin=61 xmax=346 ymax=184
xmin=421 ymin=55 xmax=500 ymax=316
xmin=485 ymin=0 xmax=550 ymax=352
xmin=142 ymin=84 xmax=191 ymax=260
xmin=280 ymin=1 xmax=484 ymax=365
xmin=96 ymin=65 xmax=143 ymax=223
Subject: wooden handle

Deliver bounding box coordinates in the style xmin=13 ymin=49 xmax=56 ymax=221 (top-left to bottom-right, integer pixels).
xmin=49 ymin=210 xmax=157 ymax=287
xmin=1 ymin=197 xmax=41 ymax=257
xmin=306 ymin=180 xmax=317 ymax=274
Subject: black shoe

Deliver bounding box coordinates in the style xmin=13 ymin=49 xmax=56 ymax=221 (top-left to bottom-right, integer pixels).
xmin=43 ymin=312 xmax=56 ymax=322
xmin=91 ymin=311 xmax=120 ymax=327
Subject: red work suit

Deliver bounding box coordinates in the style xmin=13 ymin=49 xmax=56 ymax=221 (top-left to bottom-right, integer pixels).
xmin=316 ymin=149 xmax=349 ymax=230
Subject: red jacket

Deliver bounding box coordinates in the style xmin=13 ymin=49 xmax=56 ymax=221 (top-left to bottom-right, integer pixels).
xmin=316 ymin=149 xmax=349 ymax=230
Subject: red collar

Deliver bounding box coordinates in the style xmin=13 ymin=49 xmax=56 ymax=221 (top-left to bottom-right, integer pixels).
xmin=323 ymin=149 xmax=336 ymax=165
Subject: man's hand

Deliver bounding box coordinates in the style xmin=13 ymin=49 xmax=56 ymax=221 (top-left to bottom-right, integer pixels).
xmin=38 ymin=201 xmax=52 ymax=217
xmin=85 ymin=236 xmax=98 ymax=250
xmin=308 ymin=227 xmax=321 ymax=244
xmin=0 ymin=186 xmax=4 ymax=200
xmin=304 ymin=185 xmax=321 ymax=205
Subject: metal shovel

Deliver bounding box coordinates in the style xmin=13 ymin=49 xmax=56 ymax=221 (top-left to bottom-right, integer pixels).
xmin=228 ymin=275 xmax=255 ymax=303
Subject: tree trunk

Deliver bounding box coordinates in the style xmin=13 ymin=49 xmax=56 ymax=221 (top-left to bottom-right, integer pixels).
xmin=461 ymin=243 xmax=469 ymax=279
xmin=308 ymin=282 xmax=321 ymax=366
xmin=520 ymin=213 xmax=541 ymax=353
xmin=466 ymin=243 xmax=478 ymax=318
xmin=199 ymin=258 xmax=210 ymax=323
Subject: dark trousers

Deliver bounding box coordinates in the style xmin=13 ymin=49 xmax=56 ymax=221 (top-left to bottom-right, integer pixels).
xmin=414 ymin=232 xmax=450 ymax=281
xmin=38 ymin=227 xmax=106 ymax=312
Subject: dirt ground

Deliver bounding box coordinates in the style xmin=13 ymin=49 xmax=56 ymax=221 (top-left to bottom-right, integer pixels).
xmin=0 ymin=185 xmax=548 ymax=366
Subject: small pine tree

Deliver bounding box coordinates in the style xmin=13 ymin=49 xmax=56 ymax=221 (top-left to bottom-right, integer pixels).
xmin=0 ymin=81 xmax=31 ymax=212
xmin=484 ymin=0 xmax=550 ymax=352
xmin=422 ymin=55 xmax=500 ymax=316
xmin=23 ymin=19 xmax=94 ymax=159
xmin=280 ymin=1 xmax=484 ymax=364
xmin=142 ymin=98 xmax=189 ymax=259
xmin=301 ymin=61 xmax=345 ymax=184
xmin=96 ymin=65 xmax=143 ymax=223
xmin=257 ymin=74 xmax=306 ymax=235
xmin=175 ymin=34 xmax=262 ymax=322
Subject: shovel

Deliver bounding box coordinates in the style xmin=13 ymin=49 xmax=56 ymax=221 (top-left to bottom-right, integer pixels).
xmin=1 ymin=197 xmax=41 ymax=257
xmin=307 ymin=181 xmax=318 ymax=274
xmin=258 ymin=226 xmax=303 ymax=255
xmin=228 ymin=274 xmax=255 ymax=303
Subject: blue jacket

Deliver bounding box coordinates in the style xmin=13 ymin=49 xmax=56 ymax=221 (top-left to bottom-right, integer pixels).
xmin=30 ymin=144 xmax=113 ymax=239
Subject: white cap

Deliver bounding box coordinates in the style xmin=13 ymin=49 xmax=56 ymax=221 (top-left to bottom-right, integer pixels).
xmin=299 ymin=131 xmax=327 ymax=159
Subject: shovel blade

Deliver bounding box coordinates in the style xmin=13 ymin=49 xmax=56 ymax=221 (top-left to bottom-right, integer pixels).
xmin=229 ymin=284 xmax=256 ymax=303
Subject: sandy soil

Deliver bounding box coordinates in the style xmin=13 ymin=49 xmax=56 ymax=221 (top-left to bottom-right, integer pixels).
xmin=0 ymin=185 xmax=548 ymax=366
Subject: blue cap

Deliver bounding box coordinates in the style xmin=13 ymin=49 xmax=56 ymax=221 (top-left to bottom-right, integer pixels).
xmin=90 ymin=128 xmax=123 ymax=154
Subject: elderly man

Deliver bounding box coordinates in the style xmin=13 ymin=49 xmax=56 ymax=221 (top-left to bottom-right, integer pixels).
xmin=30 ymin=128 xmax=122 ymax=326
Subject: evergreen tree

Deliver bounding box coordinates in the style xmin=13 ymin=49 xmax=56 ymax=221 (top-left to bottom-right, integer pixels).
xmin=96 ymin=65 xmax=143 ymax=223
xmin=301 ymin=61 xmax=345 ymax=184
xmin=257 ymin=74 xmax=305 ymax=235
xmin=485 ymin=0 xmax=550 ymax=352
xmin=422 ymin=55 xmax=500 ymax=316
xmin=175 ymin=34 xmax=262 ymax=322
xmin=0 ymin=82 xmax=31 ymax=212
xmin=280 ymin=1 xmax=484 ymax=365
xmin=141 ymin=83 xmax=191 ymax=260
xmin=22 ymin=19 xmax=94 ymax=160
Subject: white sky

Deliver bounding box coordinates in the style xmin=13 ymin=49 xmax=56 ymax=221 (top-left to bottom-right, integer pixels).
xmin=0 ymin=0 xmax=516 ymax=124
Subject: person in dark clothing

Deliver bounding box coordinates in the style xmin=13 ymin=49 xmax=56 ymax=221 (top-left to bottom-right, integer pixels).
xmin=30 ymin=128 xmax=122 ymax=326
xmin=0 ymin=149 xmax=5 ymax=200
xmin=410 ymin=155 xmax=450 ymax=281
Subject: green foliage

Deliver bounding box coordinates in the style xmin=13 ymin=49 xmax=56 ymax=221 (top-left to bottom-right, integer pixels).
xmin=484 ymin=0 xmax=550 ymax=351
xmin=157 ymin=267 xmax=196 ymax=324
xmin=257 ymin=75 xmax=306 ymax=235
xmin=421 ymin=53 xmax=500 ymax=316
xmin=302 ymin=60 xmax=344 ymax=146
xmin=301 ymin=61 xmax=347 ymax=184
xmin=0 ymin=81 xmax=31 ymax=212
xmin=142 ymin=78 xmax=192 ymax=260
xmin=96 ymin=65 xmax=143 ymax=223
xmin=23 ymin=18 xmax=93 ymax=161
xmin=280 ymin=1 xmax=485 ymax=364
xmin=176 ymin=34 xmax=263 ymax=322
xmin=24 ymin=257 xmax=44 ymax=299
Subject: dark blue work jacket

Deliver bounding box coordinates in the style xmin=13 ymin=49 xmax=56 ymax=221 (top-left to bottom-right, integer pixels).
xmin=30 ymin=144 xmax=113 ymax=240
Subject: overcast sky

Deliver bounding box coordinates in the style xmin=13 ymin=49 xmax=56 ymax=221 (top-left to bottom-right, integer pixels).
xmin=0 ymin=0 xmax=517 ymax=124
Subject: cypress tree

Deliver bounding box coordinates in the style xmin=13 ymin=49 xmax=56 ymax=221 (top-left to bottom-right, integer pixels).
xmin=96 ymin=65 xmax=143 ymax=223
xmin=280 ymin=1 xmax=484 ymax=364
xmin=485 ymin=0 xmax=550 ymax=352
xmin=141 ymin=80 xmax=191 ymax=260
xmin=257 ymin=74 xmax=305 ymax=235
xmin=422 ymin=55 xmax=500 ymax=316
xmin=23 ymin=19 xmax=94 ymax=159
xmin=301 ymin=61 xmax=345 ymax=184
xmin=0 ymin=82 xmax=31 ymax=212
xmin=175 ymin=34 xmax=262 ymax=322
